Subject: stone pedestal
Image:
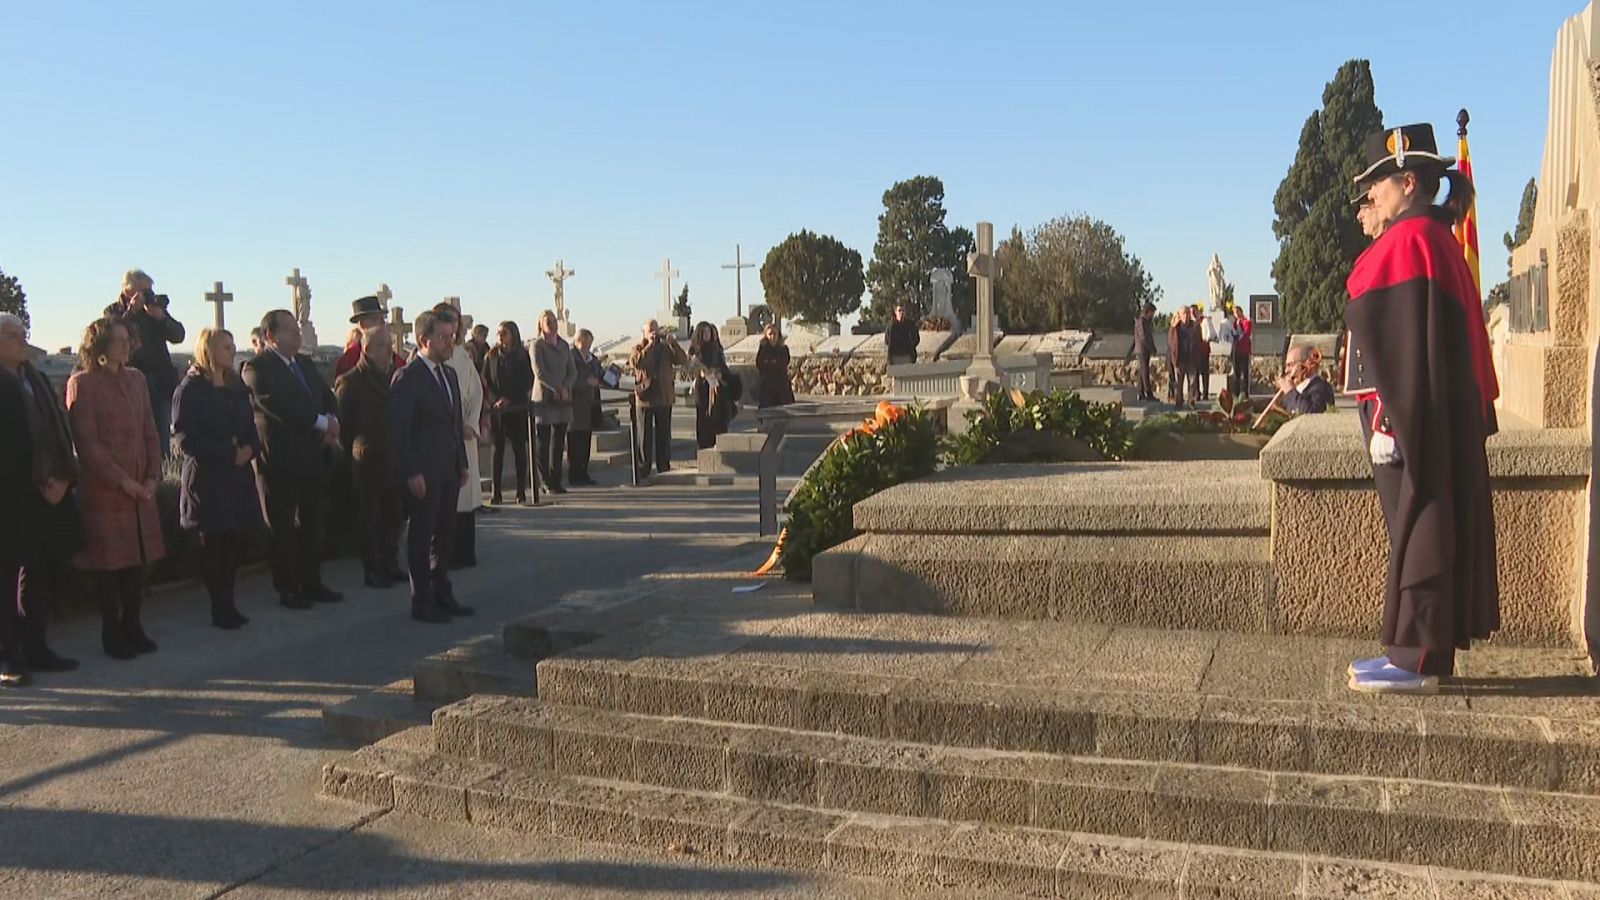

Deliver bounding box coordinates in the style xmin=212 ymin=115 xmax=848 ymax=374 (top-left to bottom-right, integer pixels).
xmin=300 ymin=321 xmax=319 ymax=350
xmin=723 ymin=316 xmax=752 ymax=342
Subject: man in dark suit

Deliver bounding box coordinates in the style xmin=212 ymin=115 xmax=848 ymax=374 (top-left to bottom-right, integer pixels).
xmin=390 ymin=308 xmax=475 ymax=624
xmin=243 ymin=310 xmax=344 ymax=610
xmin=1133 ymin=303 xmax=1157 ymax=401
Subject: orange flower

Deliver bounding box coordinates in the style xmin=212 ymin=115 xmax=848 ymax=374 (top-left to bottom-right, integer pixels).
xmin=874 ymin=401 xmax=906 ymax=427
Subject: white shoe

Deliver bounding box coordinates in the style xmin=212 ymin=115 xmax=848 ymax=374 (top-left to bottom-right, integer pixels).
xmin=1347 ymin=655 xmax=1390 ymax=677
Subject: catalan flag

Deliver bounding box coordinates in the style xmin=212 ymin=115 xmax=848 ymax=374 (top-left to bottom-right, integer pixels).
xmin=1454 ymin=109 xmax=1482 ymax=294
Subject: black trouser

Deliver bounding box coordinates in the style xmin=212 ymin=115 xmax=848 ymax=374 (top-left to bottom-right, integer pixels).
xmin=1361 ymin=398 xmax=1455 ymax=677
xmin=353 ymin=462 xmax=402 ymax=572
xmin=1199 ymin=357 xmax=1211 ymax=399
xmin=0 ymin=554 xmax=66 ymax=665
xmin=1137 ymin=352 xmax=1155 ymax=400
xmin=90 ymin=566 xmax=144 ymax=630
xmin=567 ymin=429 xmax=592 ymax=482
xmin=491 ymin=413 xmax=529 ymax=501
xmin=640 ymin=406 xmax=672 ymax=474
xmin=1233 ymin=349 xmax=1251 ymax=398
xmin=261 ymin=467 xmax=328 ymax=595
xmin=405 ymin=473 xmax=460 ymax=609
xmin=451 ymin=512 xmax=477 ymax=566
xmin=1185 ymin=366 xmax=1202 ymax=405
xmin=536 ymin=423 xmax=568 ymax=489
xmin=199 ymin=530 xmax=242 ymax=615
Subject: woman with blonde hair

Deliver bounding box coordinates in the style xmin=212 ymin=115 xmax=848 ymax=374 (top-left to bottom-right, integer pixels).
xmin=66 ymin=317 xmax=165 ymax=658
xmin=532 ymin=309 xmax=577 ymax=494
xmin=171 ymin=328 xmax=263 ymax=629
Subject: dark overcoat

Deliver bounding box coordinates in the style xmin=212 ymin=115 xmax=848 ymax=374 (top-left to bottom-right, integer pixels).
xmin=66 ymin=367 xmax=164 ymax=571
xmin=171 ymin=369 xmax=265 ymax=533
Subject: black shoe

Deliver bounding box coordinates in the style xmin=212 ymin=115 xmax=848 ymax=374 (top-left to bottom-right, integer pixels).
xmin=211 ymin=610 xmax=244 ymax=630
xmin=280 ymin=591 xmax=312 ymax=610
xmin=515 ymin=493 xmax=528 ymax=504
xmin=24 ymin=647 xmax=79 ymax=673
xmin=384 ymin=562 xmax=407 ymax=582
xmin=549 ymin=484 xmax=567 ymax=495
xmin=439 ymin=598 xmax=476 ymax=617
xmin=364 ymin=569 xmax=394 ymax=589
xmin=489 ymin=494 xmax=503 ymax=506
xmin=411 ymin=603 xmax=451 ymax=624
xmin=102 ymin=627 xmax=137 ymax=660
xmin=0 ymin=660 xmax=31 ymax=688
xmin=478 ymin=505 xmax=500 ymax=515
xmin=306 ymin=585 xmax=345 ymax=604
xmin=123 ymin=621 xmax=158 ymax=654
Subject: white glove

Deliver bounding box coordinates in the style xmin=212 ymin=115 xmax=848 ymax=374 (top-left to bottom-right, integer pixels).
xmin=1369 ymin=430 xmax=1402 ymax=466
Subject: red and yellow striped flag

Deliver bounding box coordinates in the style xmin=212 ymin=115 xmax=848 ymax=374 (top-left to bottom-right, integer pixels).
xmin=1455 ymin=111 xmax=1482 ymax=294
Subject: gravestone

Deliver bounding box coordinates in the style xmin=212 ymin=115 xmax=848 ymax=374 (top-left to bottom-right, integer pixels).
xmin=937 ymin=328 xmax=1003 ymax=360
xmin=786 ymin=322 xmax=838 ymax=356
xmin=1033 ymin=330 xmax=1095 ymax=367
xmin=853 ymin=332 xmax=888 ymax=358
xmin=994 ymin=334 xmax=1041 ymax=357
xmin=1083 ymin=333 xmax=1136 ymax=362
xmin=724 ymin=334 xmax=766 ymax=364
xmin=722 ymin=316 xmax=752 ymax=343
xmin=1248 ymin=294 xmax=1280 ymax=329
xmin=813 ymin=332 xmax=872 ymax=358
xmin=389 ymin=306 xmax=412 ymax=349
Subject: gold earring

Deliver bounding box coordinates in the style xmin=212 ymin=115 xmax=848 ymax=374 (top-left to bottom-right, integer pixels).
xmin=97 ymin=355 xmax=109 ymax=368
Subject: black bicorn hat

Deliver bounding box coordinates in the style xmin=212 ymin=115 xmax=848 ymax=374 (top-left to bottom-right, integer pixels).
xmin=1353 ymin=123 xmax=1455 ymax=184
xmin=349 ymin=295 xmax=386 ymax=324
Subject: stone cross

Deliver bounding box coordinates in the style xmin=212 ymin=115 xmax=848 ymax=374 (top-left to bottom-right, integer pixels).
xmin=205 ymin=281 xmax=233 ymax=331
xmin=545 ymin=260 xmax=575 ymax=319
xmin=721 ymin=244 xmax=755 ymax=317
xmin=375 ymin=283 xmax=393 ymax=308
xmin=285 ymin=268 xmax=310 ymax=323
xmin=389 ymin=306 xmax=412 ymax=346
xmin=443 ymin=296 xmax=461 ymax=311
xmin=965 ymin=221 xmax=999 ymax=382
xmin=654 ymin=257 xmax=680 ymax=321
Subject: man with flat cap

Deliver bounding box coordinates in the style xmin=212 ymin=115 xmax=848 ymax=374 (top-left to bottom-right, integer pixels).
xmin=335 ymin=296 xmax=408 ymax=379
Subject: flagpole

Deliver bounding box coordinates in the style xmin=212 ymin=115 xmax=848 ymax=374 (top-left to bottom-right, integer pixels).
xmin=1455 ymin=108 xmax=1482 ymax=294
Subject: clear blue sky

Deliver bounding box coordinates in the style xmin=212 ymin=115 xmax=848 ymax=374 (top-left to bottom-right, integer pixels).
xmin=1 ymin=0 xmax=1581 ymax=352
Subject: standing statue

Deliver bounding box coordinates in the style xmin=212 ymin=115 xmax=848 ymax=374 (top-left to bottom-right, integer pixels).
xmin=295 ymin=280 xmax=312 ymax=325
xmin=1207 ymin=254 xmax=1227 ymax=311
xmin=928 ymin=268 xmax=956 ymax=321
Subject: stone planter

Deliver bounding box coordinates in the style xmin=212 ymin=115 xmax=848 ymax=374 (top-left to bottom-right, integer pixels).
xmin=1136 ymin=431 xmax=1270 ymax=461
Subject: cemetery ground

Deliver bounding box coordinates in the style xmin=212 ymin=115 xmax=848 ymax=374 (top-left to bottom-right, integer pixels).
xmin=0 ymin=469 xmax=977 ymax=898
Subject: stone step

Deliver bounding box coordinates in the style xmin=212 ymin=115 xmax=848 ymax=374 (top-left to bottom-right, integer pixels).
xmin=412 ymin=635 xmax=539 ymax=704
xmin=696 ymin=448 xmax=824 ymax=476
xmin=425 ymin=696 xmax=1600 ymax=883
xmin=533 ymin=650 xmax=1600 ymax=796
xmin=592 ymin=428 xmax=631 ymax=454
xmin=813 ymin=533 xmax=1274 ymax=631
xmin=322 ymin=725 xmax=1596 ymax=896
xmin=849 ymin=462 xmax=1270 ymax=535
xmin=321 ymin=679 xmax=434 ymax=744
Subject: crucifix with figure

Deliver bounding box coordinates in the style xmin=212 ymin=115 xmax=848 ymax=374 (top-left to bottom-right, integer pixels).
xmin=721 ymin=244 xmax=755 ymax=318
xmin=205 ymin=281 xmax=233 ymax=331
xmin=545 ymin=260 xmax=574 ymax=321
xmin=654 ymin=257 xmax=680 ymax=323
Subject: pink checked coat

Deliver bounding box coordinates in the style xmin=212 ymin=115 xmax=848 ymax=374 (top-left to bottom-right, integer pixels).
xmin=66 ymin=366 xmax=165 ymax=571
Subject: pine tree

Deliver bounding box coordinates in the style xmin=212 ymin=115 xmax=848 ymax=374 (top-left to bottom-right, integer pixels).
xmin=1502 ymin=177 xmax=1538 ymax=274
xmin=1271 ymin=60 xmax=1384 ymax=332
xmin=863 ymin=176 xmax=972 ymax=325
xmin=0 ymin=267 xmax=27 ymax=332
xmin=760 ymin=230 xmax=865 ymax=325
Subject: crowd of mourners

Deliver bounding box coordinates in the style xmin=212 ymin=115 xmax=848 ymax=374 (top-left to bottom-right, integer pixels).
xmin=0 ymin=271 xmax=801 ymax=688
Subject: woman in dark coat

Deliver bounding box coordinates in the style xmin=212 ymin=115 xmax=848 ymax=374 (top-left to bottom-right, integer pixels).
xmin=482 ymin=320 xmax=534 ymax=504
xmin=67 ymin=317 xmax=164 ymax=659
xmin=755 ymin=323 xmax=795 ymax=409
xmin=0 ymin=312 xmax=85 ymax=685
xmin=172 ymin=328 xmax=264 ymax=629
xmin=689 ymin=321 xmax=731 ymax=449
xmin=335 ymin=326 xmax=403 ymax=588
xmin=566 ymin=329 xmax=605 ymax=487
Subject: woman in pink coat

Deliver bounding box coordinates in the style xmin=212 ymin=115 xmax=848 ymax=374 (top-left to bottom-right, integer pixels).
xmin=66 ymin=317 xmax=165 ymax=659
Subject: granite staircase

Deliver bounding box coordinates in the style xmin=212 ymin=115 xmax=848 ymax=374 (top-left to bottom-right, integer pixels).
xmin=813 ymin=462 xmax=1278 ymax=631
xmin=322 ymin=607 xmax=1600 ymax=896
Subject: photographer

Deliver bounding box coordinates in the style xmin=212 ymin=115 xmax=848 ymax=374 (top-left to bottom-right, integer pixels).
xmin=107 ymin=269 xmax=186 ymax=458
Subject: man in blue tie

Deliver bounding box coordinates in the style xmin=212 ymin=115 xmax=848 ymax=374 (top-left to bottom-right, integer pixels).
xmin=390 ymin=308 xmax=475 ymax=624
xmin=243 ymin=310 xmax=345 ymax=610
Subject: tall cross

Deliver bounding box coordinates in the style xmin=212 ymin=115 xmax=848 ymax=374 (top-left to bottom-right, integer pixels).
xmin=965 ymin=221 xmax=999 ymax=382
xmin=721 ymin=244 xmax=755 ymax=318
xmin=285 ymin=267 xmax=309 ymax=322
xmin=654 ymin=257 xmax=679 ymax=319
xmin=443 ymin=296 xmax=461 ymax=311
xmin=205 ymin=281 xmax=233 ymax=331
xmin=375 ymin=283 xmax=393 ymax=307
xmin=545 ymin=259 xmax=575 ymax=319
xmin=389 ymin=306 xmax=412 ymax=346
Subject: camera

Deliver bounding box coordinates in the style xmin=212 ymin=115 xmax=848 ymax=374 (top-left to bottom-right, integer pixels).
xmin=151 ymin=293 xmax=171 ymax=308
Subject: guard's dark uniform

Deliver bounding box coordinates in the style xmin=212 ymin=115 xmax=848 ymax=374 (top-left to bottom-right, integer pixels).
xmin=1344 ymin=128 xmax=1500 ymax=677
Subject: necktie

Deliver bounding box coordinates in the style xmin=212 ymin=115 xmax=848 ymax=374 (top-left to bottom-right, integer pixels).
xmin=435 ymin=364 xmax=451 ymax=407
xmin=289 ymin=358 xmax=313 ymax=396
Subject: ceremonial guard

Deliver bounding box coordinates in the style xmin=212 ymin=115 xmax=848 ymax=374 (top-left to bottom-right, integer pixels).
xmin=1342 ymin=123 xmax=1499 ymax=694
